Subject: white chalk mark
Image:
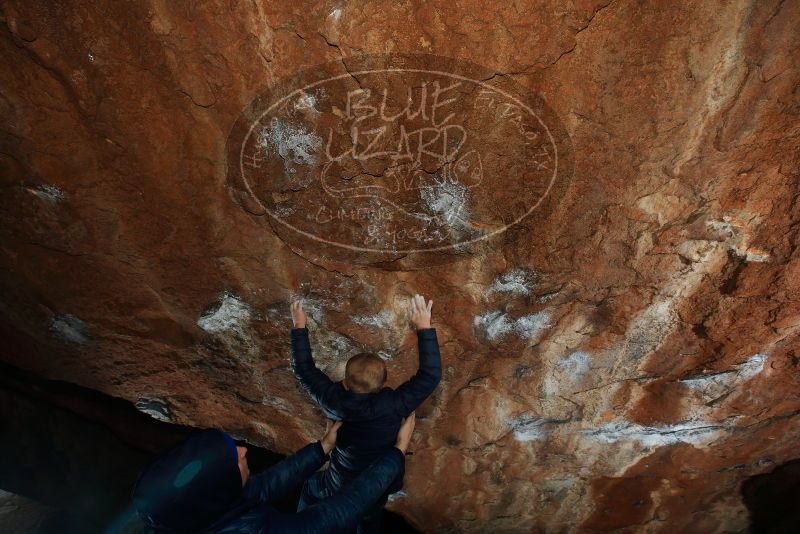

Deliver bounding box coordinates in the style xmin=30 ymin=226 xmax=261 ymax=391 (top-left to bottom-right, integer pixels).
xmin=377 ymin=350 xmax=394 ymax=361
xmin=352 ymin=310 xmax=393 ymax=328
xmin=515 ymin=312 xmax=552 ymax=339
xmin=420 ymin=179 xmax=469 ymax=225
xmin=259 ymin=118 xmax=322 ymax=168
xmin=197 ymin=292 xmax=252 ymax=336
xmin=474 ymin=310 xmax=551 ymax=342
xmin=28 ymin=184 xmax=65 ymax=203
xmin=510 ymin=415 xmax=546 ymax=441
xmin=260 ymin=396 xmax=293 ymax=414
xmin=582 ymin=420 xmax=724 ymax=447
xmin=135 ymin=398 xmax=172 ymax=422
xmin=293 ymin=92 xmax=319 ymax=113
xmin=735 ymin=353 xmax=766 ymax=380
xmin=681 ymin=353 xmax=766 ymax=402
xmin=556 ymin=351 xmax=592 ymax=373
xmin=487 ymin=269 xmax=537 ymax=296
xmin=387 ymin=490 xmax=408 ymax=502
xmin=50 ymin=314 xmax=88 ymax=344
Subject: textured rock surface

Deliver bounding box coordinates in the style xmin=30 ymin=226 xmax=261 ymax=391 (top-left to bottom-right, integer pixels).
xmin=1 ymin=0 xmax=799 ymax=532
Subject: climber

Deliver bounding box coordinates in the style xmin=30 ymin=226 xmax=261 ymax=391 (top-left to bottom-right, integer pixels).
xmin=290 ymin=294 xmax=442 ymax=534
xmin=131 ymin=414 xmax=416 ymax=533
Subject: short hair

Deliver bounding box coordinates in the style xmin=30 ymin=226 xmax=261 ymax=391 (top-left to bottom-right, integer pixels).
xmin=345 ymin=353 xmax=387 ymax=393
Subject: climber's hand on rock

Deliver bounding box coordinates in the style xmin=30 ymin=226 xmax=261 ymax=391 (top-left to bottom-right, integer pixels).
xmin=291 ymin=300 xmax=307 ymax=329
xmin=395 ymin=411 xmax=416 ymax=454
xmin=320 ymin=419 xmax=342 ymax=455
xmin=410 ymin=294 xmax=433 ymax=329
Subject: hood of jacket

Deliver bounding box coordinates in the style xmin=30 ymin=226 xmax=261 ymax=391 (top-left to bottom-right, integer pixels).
xmin=131 ymin=429 xmax=247 ymax=533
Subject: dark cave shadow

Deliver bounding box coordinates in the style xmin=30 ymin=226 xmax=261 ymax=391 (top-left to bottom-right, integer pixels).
xmin=0 ymin=360 xmax=418 ymax=533
xmin=741 ymin=457 xmax=800 ymax=534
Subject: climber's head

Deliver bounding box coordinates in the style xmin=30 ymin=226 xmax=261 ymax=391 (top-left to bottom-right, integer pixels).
xmin=132 ymin=429 xmax=249 ymax=532
xmin=344 ymin=352 xmax=387 ymax=393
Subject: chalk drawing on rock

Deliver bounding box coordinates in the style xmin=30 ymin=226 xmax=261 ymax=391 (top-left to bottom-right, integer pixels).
xmin=226 ymin=54 xmax=574 ymax=263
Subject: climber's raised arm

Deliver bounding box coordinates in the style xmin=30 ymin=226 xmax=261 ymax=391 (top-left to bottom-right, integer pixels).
xmin=290 ymin=300 xmax=344 ymax=418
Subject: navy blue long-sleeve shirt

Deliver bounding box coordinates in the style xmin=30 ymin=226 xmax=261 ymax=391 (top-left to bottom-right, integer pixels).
xmin=290 ymin=327 xmax=442 ymax=494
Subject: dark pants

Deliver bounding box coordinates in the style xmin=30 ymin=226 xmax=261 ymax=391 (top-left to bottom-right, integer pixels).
xmin=299 ymin=472 xmax=390 ymax=534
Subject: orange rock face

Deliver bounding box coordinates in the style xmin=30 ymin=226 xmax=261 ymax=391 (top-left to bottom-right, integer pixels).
xmin=1 ymin=0 xmax=799 ymax=532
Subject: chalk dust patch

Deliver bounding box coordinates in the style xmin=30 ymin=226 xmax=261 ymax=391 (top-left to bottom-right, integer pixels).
xmin=510 ymin=414 xmax=547 ymax=442
xmin=28 ymin=184 xmax=65 ymax=203
xmin=515 ymin=312 xmax=552 ymax=339
xmin=197 ymin=292 xmax=252 ymax=337
xmin=681 ymin=353 xmax=766 ymax=402
xmin=377 ymin=350 xmax=394 ymax=361
xmin=387 ymin=490 xmax=408 ymax=503
xmin=543 ymin=351 xmax=593 ymax=397
xmin=352 ymin=310 xmax=394 ymax=329
xmin=556 ymin=351 xmax=592 ymax=372
xmin=258 ymin=118 xmax=322 ymax=187
xmin=487 ymin=268 xmax=538 ymax=296
xmin=474 ymin=310 xmax=551 ymax=342
xmin=293 ymin=92 xmax=318 ymax=113
xmin=260 ymin=395 xmax=294 ymax=414
xmin=135 ymin=398 xmax=172 ymax=422
xmin=50 ymin=314 xmax=88 ymax=344
xmin=581 ymin=419 xmax=725 ymax=447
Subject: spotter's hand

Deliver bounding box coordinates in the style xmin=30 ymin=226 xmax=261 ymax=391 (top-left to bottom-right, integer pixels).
xmin=320 ymin=420 xmax=342 ymax=455
xmin=395 ymin=412 xmax=416 ymax=454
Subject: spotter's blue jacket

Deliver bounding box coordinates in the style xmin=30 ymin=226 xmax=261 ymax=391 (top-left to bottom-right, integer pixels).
xmin=132 ymin=429 xmax=404 ymax=533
